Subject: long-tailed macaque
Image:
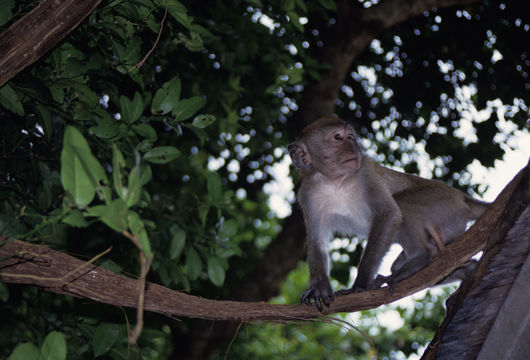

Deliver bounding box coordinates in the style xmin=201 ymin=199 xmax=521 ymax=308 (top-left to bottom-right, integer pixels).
xmin=288 ymin=116 xmax=489 ymax=311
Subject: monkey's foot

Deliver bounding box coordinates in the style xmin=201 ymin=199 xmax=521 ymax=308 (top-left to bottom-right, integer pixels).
xmin=373 ymin=274 xmax=393 ymax=288
xmin=300 ymin=280 xmax=335 ymax=312
xmin=334 ymin=287 xmax=365 ymax=296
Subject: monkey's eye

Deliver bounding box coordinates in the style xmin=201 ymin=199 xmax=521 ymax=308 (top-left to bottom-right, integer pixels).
xmin=334 ymin=133 xmax=343 ymax=141
xmin=347 ymin=133 xmax=354 ymax=140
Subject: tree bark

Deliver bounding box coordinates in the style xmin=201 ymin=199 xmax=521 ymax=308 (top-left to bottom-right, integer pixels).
xmin=0 ymin=0 xmax=102 ymax=87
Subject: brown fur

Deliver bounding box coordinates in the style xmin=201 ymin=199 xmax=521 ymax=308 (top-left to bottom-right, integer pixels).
xmin=289 ymin=117 xmax=489 ymax=311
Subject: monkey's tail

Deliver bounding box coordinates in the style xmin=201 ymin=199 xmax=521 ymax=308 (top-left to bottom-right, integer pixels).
xmin=464 ymin=196 xmax=490 ymax=218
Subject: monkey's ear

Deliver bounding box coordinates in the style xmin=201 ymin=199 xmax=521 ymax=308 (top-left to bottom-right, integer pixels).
xmin=288 ymin=142 xmax=311 ymax=169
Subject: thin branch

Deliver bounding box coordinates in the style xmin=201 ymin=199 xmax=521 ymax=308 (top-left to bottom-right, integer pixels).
xmin=122 ymin=230 xmax=154 ymax=344
xmin=133 ymin=0 xmax=169 ymax=70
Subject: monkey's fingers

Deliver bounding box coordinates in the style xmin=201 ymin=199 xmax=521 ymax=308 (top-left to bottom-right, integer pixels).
xmin=320 ymin=295 xmax=332 ymax=308
xmin=300 ymin=288 xmax=314 ymax=305
xmin=314 ymin=297 xmax=323 ymax=312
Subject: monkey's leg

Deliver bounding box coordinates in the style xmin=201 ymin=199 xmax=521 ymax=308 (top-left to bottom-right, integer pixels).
xmin=387 ymin=254 xmax=431 ymax=287
xmin=426 ymin=224 xmax=445 ymax=252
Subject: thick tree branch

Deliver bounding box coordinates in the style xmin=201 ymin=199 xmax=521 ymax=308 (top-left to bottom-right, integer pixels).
xmin=1 ymin=162 xmax=527 ymax=321
xmin=422 ymin=160 xmax=530 ymax=359
xmin=0 ymin=0 xmax=102 ymax=87
xmin=294 ymin=0 xmax=482 ymax=132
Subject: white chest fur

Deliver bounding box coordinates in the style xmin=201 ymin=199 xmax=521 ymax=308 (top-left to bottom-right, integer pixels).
xmin=305 ymin=179 xmax=372 ymax=238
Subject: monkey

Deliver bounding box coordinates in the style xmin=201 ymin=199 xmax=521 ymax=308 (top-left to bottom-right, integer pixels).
xmin=288 ymin=116 xmax=489 ymax=311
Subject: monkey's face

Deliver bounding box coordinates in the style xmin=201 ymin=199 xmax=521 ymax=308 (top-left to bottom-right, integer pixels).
xmin=317 ymin=125 xmax=362 ymax=175
xmin=297 ymin=123 xmax=362 ymax=178
xmin=289 ymin=117 xmax=363 ymax=178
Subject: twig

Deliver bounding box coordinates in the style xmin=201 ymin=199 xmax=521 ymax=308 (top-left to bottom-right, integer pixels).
xmin=122 ymin=230 xmax=154 ymax=344
xmin=2 ymin=246 xmax=112 ymax=300
xmin=133 ymin=0 xmax=169 ymax=70
xmin=224 ymin=321 xmax=244 ymax=360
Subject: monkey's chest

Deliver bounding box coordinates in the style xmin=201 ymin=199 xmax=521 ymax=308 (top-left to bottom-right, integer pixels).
xmin=311 ymin=183 xmax=372 ymax=237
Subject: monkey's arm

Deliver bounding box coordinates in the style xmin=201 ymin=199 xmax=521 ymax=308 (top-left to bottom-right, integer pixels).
xmin=301 ymin=224 xmax=335 ymax=312
xmin=351 ymin=199 xmax=403 ymax=291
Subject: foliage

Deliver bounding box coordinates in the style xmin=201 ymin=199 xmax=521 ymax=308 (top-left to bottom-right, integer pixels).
xmin=0 ymin=0 xmax=528 ymax=359
xmin=217 ymin=264 xmax=454 ymax=360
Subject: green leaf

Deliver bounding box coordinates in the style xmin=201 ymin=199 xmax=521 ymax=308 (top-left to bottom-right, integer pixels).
xmin=198 ymin=204 xmax=209 ymax=227
xmin=126 ymin=166 xmax=142 ymax=207
xmin=144 ymin=146 xmax=180 ymax=164
xmin=133 ymin=123 xmax=157 ymax=141
xmin=61 ymin=131 xmax=96 ymax=207
xmin=90 ymin=114 xmax=120 ymax=140
xmin=295 ymin=0 xmax=307 ymax=13
xmin=85 ymin=205 xmax=106 ymax=217
xmin=119 ymin=92 xmax=143 ymax=124
xmin=0 ymin=83 xmax=24 ymax=115
xmin=192 ymin=114 xmax=216 ymax=128
xmin=8 ymin=343 xmax=39 ymax=360
xmin=39 ymin=331 xmax=66 ymax=360
xmin=169 ymin=225 xmax=186 ymax=260
xmin=207 ymin=257 xmax=225 ymax=287
xmin=62 ymin=209 xmax=89 ymax=227
xmin=37 ymin=183 xmax=52 ymax=212
xmin=281 ymin=0 xmax=295 ymax=11
xmin=99 ymin=199 xmax=128 ymax=232
xmin=127 ymin=211 xmax=152 ymax=258
xmin=139 ymin=164 xmax=152 ymax=185
xmin=185 ymin=247 xmax=202 ymax=280
xmin=155 ymin=0 xmax=192 ymax=29
xmin=207 ymin=172 xmax=222 ymax=202
xmin=151 ymin=76 xmax=181 ymax=114
xmin=75 ymin=84 xmax=99 ymax=107
xmin=158 ymin=262 xmax=170 ymax=286
xmin=0 ymin=279 xmax=8 ymax=301
xmin=92 ymin=323 xmax=120 ymax=357
xmin=318 ymin=0 xmax=336 ymax=10
xmin=219 ymin=219 xmax=238 ymax=239
xmin=287 ymin=11 xmax=304 ymax=32
xmin=35 ymin=105 xmax=53 ymax=142
xmin=112 ymin=145 xmax=126 ymax=200
xmin=61 ymin=126 xmax=110 ymax=206
xmin=0 ymin=214 xmax=25 ymax=237
xmin=0 ymin=0 xmax=14 ymax=27
xmin=173 ymin=96 xmax=206 ymax=122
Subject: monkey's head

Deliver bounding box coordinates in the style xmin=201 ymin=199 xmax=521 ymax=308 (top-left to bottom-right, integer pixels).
xmin=288 ymin=116 xmax=363 ymax=178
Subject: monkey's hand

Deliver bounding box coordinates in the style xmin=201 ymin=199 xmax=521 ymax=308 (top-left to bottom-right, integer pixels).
xmin=300 ymin=278 xmax=335 ymax=312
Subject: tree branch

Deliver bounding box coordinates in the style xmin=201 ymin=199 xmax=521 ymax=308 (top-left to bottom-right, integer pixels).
xmin=0 ymin=0 xmax=102 ymax=87
xmin=1 ymin=162 xmax=526 ymax=321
